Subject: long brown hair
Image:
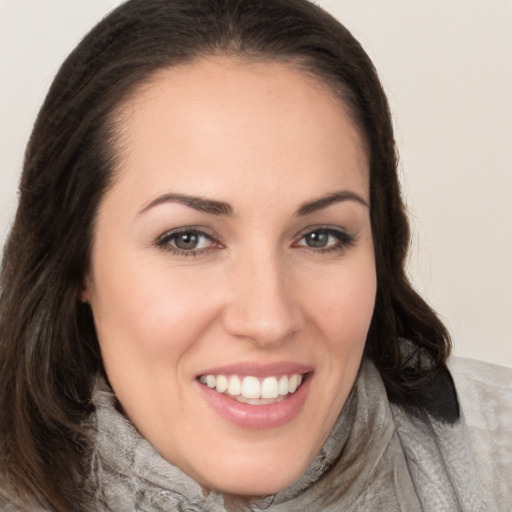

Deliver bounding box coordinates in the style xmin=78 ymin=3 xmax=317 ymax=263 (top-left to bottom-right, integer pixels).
xmin=0 ymin=0 xmax=451 ymax=509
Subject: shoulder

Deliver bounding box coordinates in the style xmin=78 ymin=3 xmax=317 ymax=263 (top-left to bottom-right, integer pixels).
xmin=448 ymin=356 xmax=512 ymax=506
xmin=448 ymin=355 xmax=512 ymax=388
xmin=448 ymin=356 xmax=512 ymax=425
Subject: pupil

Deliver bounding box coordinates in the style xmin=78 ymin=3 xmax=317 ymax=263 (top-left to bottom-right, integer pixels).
xmin=306 ymin=231 xmax=328 ymax=247
xmin=176 ymin=232 xmax=198 ymax=250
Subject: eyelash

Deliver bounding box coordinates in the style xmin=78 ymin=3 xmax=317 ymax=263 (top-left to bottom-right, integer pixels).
xmin=293 ymin=227 xmax=356 ymax=254
xmin=154 ymin=226 xmax=356 ymax=257
xmin=154 ymin=228 xmax=220 ymax=257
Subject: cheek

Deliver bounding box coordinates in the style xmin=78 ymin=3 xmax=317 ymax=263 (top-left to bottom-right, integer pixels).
xmin=90 ymin=260 xmax=225 ymax=427
xmin=308 ymin=260 xmax=377 ymax=346
xmin=90 ymin=253 xmax=222 ymax=371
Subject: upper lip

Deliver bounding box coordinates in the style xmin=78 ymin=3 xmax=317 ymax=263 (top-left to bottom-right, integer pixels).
xmin=197 ymin=361 xmax=314 ymax=378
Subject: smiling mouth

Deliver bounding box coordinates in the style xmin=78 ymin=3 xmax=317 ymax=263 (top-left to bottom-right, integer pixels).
xmin=198 ymin=373 xmax=305 ymax=405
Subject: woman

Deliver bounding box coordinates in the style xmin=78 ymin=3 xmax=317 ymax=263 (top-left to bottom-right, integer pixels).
xmin=0 ymin=0 xmax=510 ymax=510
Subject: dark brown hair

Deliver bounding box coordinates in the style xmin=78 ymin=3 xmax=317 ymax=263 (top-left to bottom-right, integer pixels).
xmin=0 ymin=0 xmax=451 ymax=509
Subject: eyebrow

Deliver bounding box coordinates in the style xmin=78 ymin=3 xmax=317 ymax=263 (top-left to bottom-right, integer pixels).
xmin=295 ymin=190 xmax=369 ymax=216
xmin=138 ymin=193 xmax=233 ymax=216
xmin=138 ymin=189 xmax=368 ymax=217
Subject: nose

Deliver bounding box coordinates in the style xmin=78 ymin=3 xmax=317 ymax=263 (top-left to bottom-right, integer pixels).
xmin=221 ymin=251 xmax=304 ymax=348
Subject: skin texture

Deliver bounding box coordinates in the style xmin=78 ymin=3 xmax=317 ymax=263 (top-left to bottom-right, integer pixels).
xmin=84 ymin=57 xmax=377 ymax=497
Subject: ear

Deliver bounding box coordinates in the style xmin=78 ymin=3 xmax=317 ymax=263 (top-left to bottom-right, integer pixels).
xmin=79 ymin=274 xmax=92 ymax=303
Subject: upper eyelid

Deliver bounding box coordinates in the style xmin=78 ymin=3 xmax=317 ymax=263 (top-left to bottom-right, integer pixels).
xmin=156 ymin=226 xmax=220 ymax=243
xmin=292 ymin=224 xmax=351 ymax=240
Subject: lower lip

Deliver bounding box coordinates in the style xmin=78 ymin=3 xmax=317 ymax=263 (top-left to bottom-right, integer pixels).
xmin=198 ymin=375 xmax=312 ymax=430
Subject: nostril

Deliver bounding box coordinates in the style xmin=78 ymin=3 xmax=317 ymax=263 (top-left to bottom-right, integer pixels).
xmin=220 ymin=260 xmax=305 ymax=345
xmin=221 ymin=299 xmax=304 ymax=346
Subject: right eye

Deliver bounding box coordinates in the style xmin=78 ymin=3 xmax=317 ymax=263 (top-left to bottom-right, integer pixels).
xmin=155 ymin=228 xmax=219 ymax=256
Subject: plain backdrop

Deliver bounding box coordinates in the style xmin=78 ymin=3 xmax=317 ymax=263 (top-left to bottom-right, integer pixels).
xmin=1 ymin=1 xmax=511 ymax=367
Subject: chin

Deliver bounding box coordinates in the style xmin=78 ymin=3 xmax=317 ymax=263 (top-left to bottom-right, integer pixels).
xmin=208 ymin=473 xmax=301 ymax=499
xmin=185 ymin=449 xmax=310 ymax=499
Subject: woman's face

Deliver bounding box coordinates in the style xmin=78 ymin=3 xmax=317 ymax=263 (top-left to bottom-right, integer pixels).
xmin=84 ymin=57 xmax=376 ymax=497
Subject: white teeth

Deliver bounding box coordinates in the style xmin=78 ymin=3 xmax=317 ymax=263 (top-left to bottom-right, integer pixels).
xmin=242 ymin=376 xmax=260 ymax=399
xmin=200 ymin=373 xmax=304 ymax=400
xmin=206 ymin=375 xmax=216 ymax=388
xmin=216 ymin=374 xmax=228 ymax=393
xmin=289 ymin=374 xmax=299 ymax=393
xmin=278 ymin=375 xmax=289 ymax=396
xmin=228 ymin=375 xmax=242 ymax=396
xmin=261 ymin=377 xmax=279 ymax=399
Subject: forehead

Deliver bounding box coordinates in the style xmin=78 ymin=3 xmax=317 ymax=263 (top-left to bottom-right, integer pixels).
xmin=108 ymin=57 xmax=369 ymax=205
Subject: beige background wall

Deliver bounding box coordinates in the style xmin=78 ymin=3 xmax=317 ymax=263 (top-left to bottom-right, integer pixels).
xmin=1 ymin=1 xmax=511 ymax=367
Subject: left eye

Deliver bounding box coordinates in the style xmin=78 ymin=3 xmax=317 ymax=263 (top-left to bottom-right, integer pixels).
xmin=295 ymin=228 xmax=354 ymax=250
